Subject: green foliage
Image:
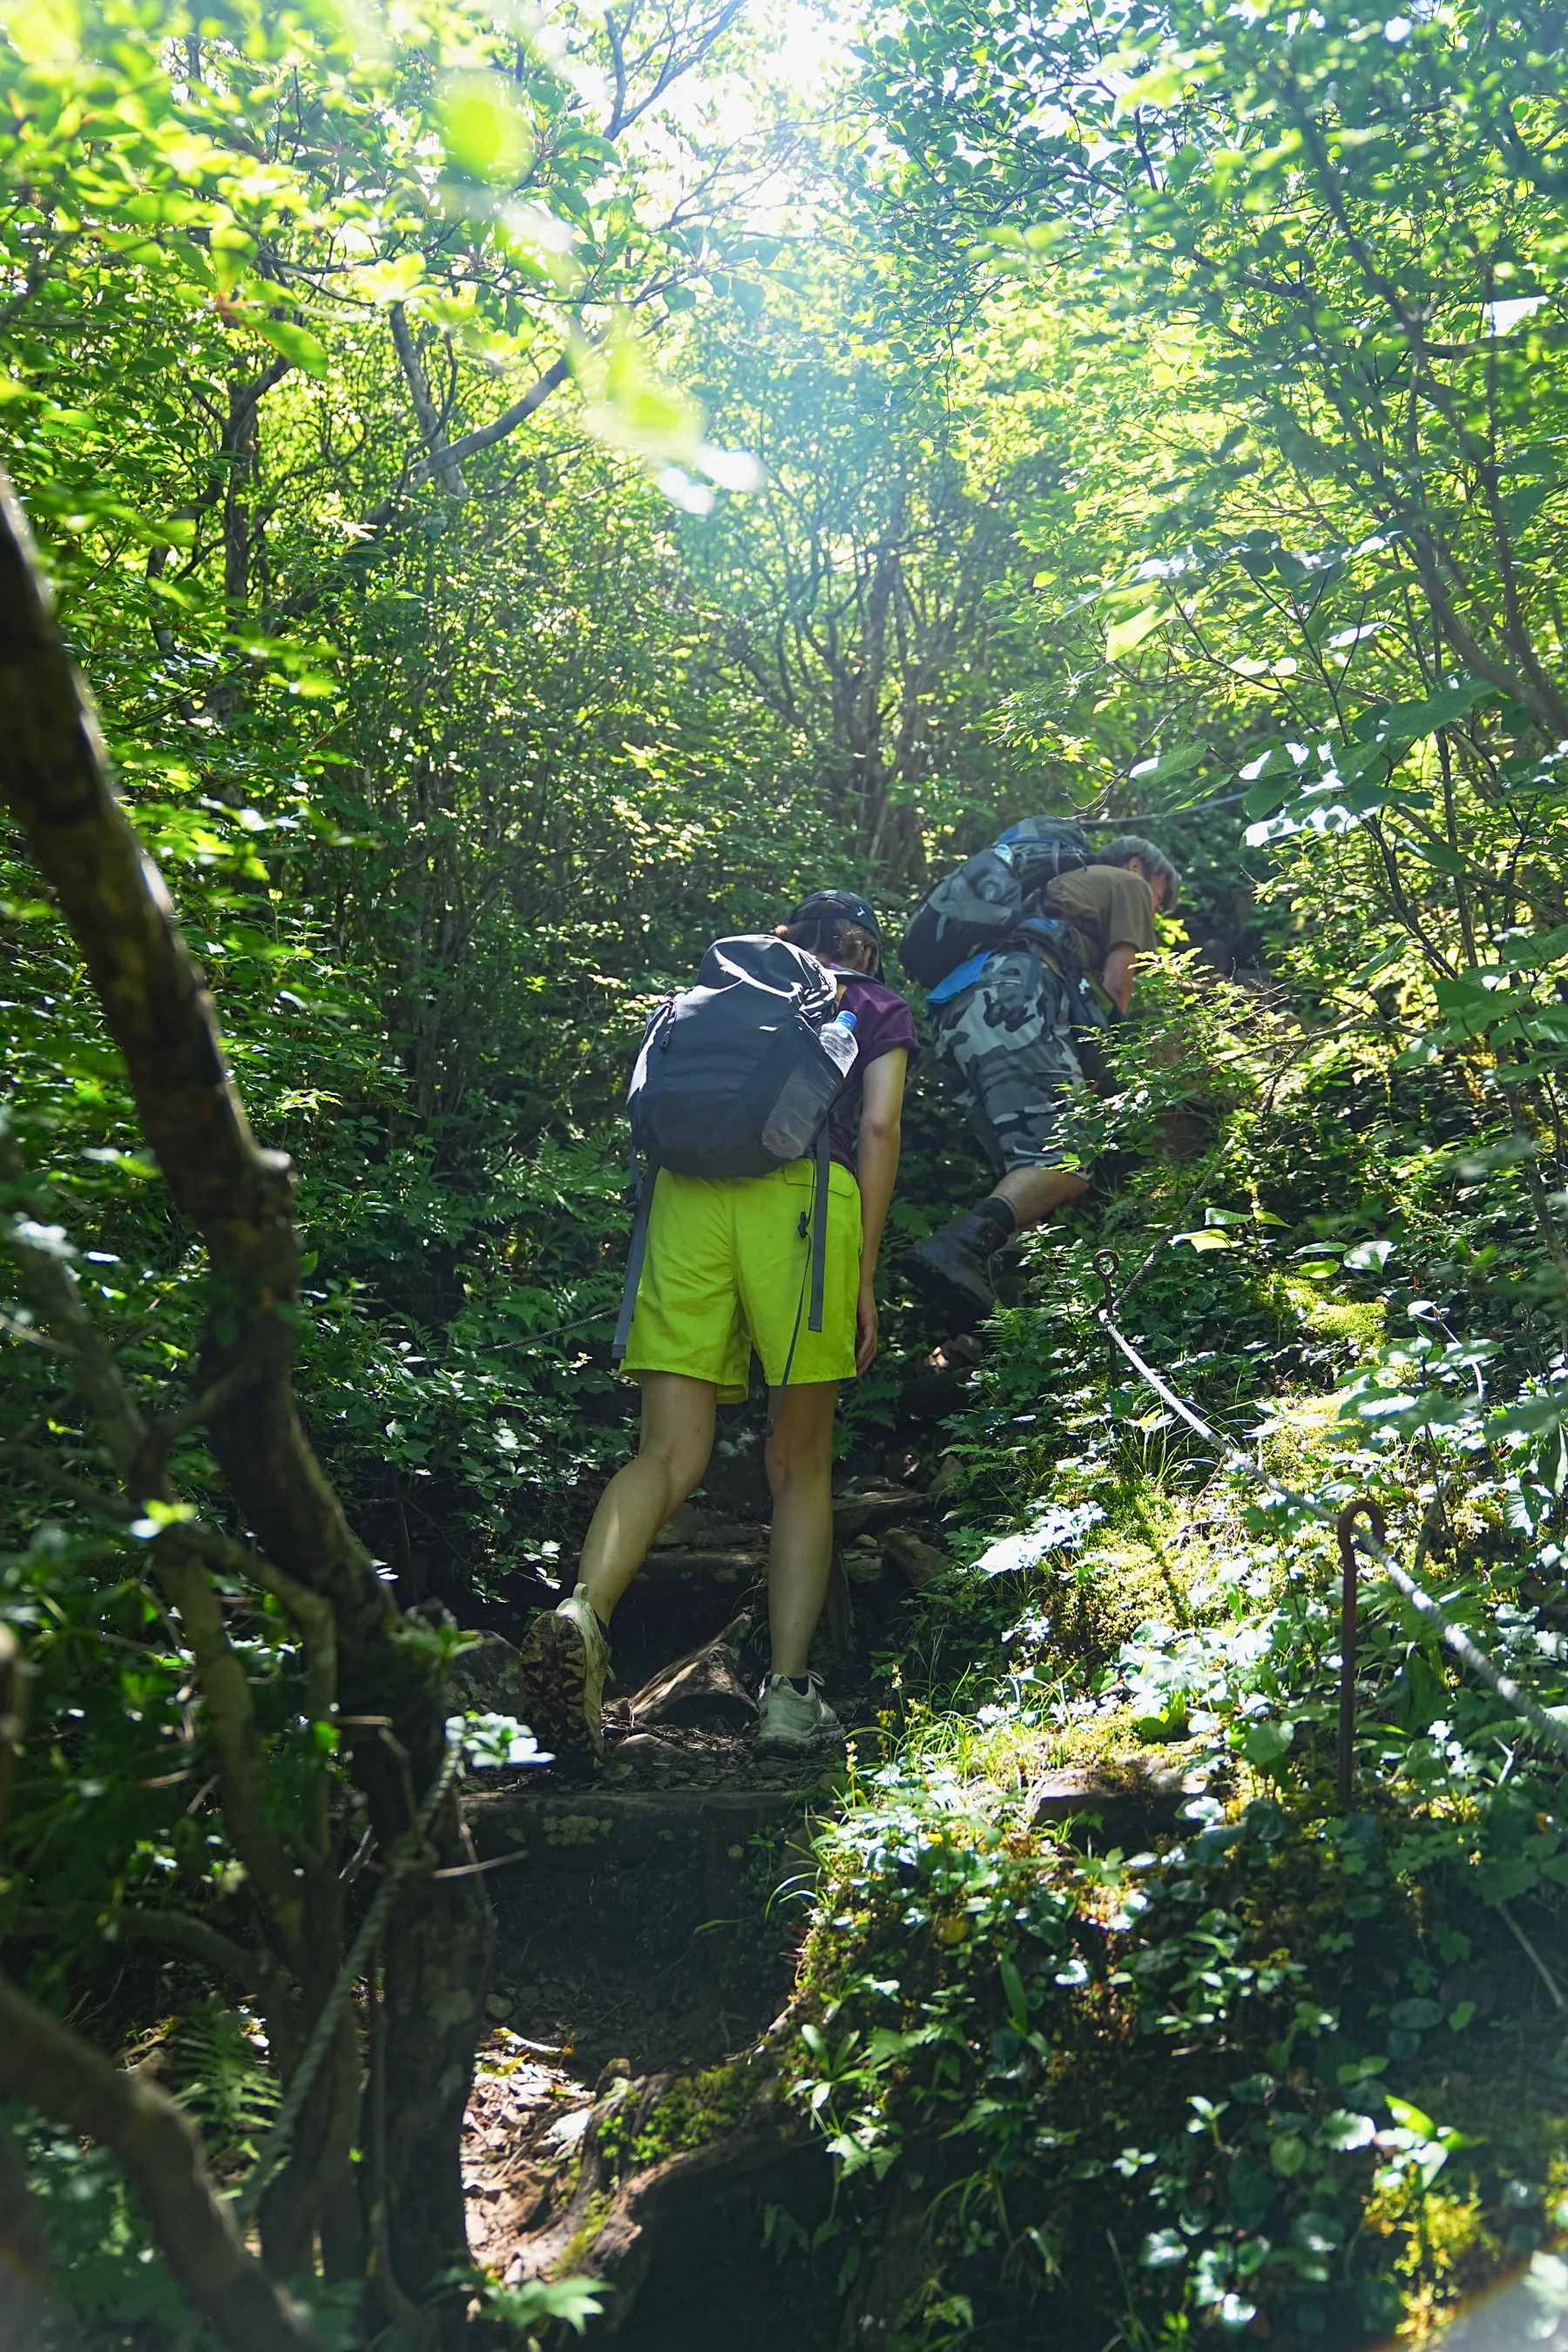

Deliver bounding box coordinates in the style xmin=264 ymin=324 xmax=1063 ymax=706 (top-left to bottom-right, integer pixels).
xmin=483 ymin=2276 xmax=611 ymax=2338
xmin=11 ymin=0 xmax=1568 ymax=2337
xmin=778 ymin=952 xmax=1568 ymax=2342
xmin=787 ymin=1409 xmax=1568 ymax=2339
xmin=13 ymin=2112 xmax=193 ymax=2333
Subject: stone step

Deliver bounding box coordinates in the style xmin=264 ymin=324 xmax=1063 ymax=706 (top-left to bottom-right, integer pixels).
xmin=652 ymin=1506 xmax=760 ymax=1551
xmin=1025 ymin=1747 xmax=1211 ymax=1844
xmin=831 ymin=1487 xmax=933 ymax=1540
xmin=464 ymin=1779 xmax=834 ymax=1909
xmin=632 ymin=1546 xmax=769 ymax=1595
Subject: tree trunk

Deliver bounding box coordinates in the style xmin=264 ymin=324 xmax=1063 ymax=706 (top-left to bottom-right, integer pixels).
xmin=0 ymin=466 xmax=494 ymax=2327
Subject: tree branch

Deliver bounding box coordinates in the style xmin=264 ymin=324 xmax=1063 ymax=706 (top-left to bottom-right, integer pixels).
xmin=0 ymin=462 xmax=493 ymax=2301
xmin=604 ymin=7 xmax=630 ymax=139
xmin=599 ymin=1 xmax=747 ymax=137
xmin=152 ymin=1542 xmax=309 ymax=1957
xmin=389 ymin=306 xmax=469 ymax=500
xmin=4 ymin=1903 xmax=275 ymax=1998
xmin=409 ymin=349 xmax=573 ymax=478
xmin=0 ymin=471 xmax=379 ymax=1627
xmin=181 ymin=1522 xmax=337 ymax=1730
xmin=0 ymin=1973 xmax=323 ymax=2352
xmin=128 ymin=1355 xmax=264 ymax=1503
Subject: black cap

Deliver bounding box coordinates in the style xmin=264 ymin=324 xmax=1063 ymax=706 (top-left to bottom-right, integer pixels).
xmin=790 ymin=889 xmax=882 ymax=943
xmin=788 ymin=889 xmax=883 ymax=975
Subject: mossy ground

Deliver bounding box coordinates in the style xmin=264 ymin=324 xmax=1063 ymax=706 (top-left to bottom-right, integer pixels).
xmin=774 ymin=1423 xmax=1568 ymax=2350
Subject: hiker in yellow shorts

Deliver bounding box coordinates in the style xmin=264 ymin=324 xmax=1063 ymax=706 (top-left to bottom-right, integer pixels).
xmin=519 ymin=891 xmax=916 ymax=1759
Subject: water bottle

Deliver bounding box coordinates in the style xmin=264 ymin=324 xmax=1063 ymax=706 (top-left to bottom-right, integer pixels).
xmin=820 ymin=1006 xmax=858 ymax=1079
xmin=760 ymin=1011 xmax=859 ymax=1160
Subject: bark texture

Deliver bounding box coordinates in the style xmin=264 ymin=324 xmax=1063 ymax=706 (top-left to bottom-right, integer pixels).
xmin=0 ymin=467 xmax=493 ymax=2313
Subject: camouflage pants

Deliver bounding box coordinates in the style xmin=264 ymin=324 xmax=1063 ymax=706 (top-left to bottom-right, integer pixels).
xmin=928 ymin=947 xmax=1086 ymax=1173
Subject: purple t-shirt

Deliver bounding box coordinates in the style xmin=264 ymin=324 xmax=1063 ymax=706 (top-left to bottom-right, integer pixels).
xmin=824 ymin=970 xmax=919 ymax=1173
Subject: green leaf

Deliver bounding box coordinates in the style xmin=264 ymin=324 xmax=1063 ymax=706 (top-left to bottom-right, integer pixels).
xmin=1400 ymin=836 xmax=1469 ymax=875
xmin=1243 ymin=775 xmax=1294 ymax=821
xmin=1499 ymin=923 xmax=1568 ymax=969
xmin=1240 ymin=1719 xmax=1294 ymax=1767
xmin=438 ymin=71 xmax=535 ymax=183
xmin=1240 ymin=741 xmax=1299 ymax=817
xmin=1486 ymin=1397 xmax=1566 ymax=1440
xmin=1140 ymin=2228 xmax=1188 ymax=2268
xmin=999 ymin=1950 xmax=1029 ymax=2034
xmin=1476 ymin=1855 xmax=1541 ymax=1902
xmin=253 ymin=318 xmax=328 ymax=377
xmin=355 ymin=253 xmax=426 ymax=307
xmin=1294 ymin=2213 xmax=1345 ymax=2256
xmin=1317 ymin=2109 xmax=1376 ymax=2151
xmin=1106 ymin=601 xmax=1173 ymax=661
xmin=486 ymin=2278 xmax=610 ymax=2335
xmin=1131 ymin=740 xmax=1206 ymax=786
xmin=1354 ymin=677 xmax=1498 ymax=746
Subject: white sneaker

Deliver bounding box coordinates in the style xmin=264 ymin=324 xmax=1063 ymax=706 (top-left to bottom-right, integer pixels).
xmin=517 ymin=1585 xmax=612 ymax=1761
xmin=757 ymin=1673 xmax=841 ymax=1751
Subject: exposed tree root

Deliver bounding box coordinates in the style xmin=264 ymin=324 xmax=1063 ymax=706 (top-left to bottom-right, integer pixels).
xmin=472 ymin=2063 xmax=811 ymax=2339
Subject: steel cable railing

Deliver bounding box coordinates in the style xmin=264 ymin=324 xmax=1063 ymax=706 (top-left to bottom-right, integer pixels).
xmin=1089 ymin=1247 xmax=1568 ymax=1795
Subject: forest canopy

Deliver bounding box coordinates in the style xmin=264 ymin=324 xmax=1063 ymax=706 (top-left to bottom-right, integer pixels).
xmin=3 ymin=0 xmax=1568 ymax=2344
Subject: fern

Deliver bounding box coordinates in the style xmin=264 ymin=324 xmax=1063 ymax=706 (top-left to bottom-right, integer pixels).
xmin=172 ymin=1998 xmax=280 ymax=2163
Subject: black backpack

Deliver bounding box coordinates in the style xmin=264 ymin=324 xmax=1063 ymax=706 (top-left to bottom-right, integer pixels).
xmin=897 ymin=815 xmax=1092 ymax=988
xmin=612 ymin=936 xmax=852 ymax=1369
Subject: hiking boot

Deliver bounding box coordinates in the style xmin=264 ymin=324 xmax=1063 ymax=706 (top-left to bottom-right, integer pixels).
xmin=899 ymin=1200 xmax=1014 ymax=1327
xmin=517 ymin=1585 xmax=612 ymax=1762
xmin=757 ymin=1673 xmax=841 ymax=1751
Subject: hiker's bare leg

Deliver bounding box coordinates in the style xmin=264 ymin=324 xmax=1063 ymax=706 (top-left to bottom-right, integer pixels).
xmin=991 ymin=1163 xmax=1091 ymax=1234
xmin=764 ymin=1380 xmax=839 ymax=1678
xmin=577 ymin=1371 xmax=716 ymax=1624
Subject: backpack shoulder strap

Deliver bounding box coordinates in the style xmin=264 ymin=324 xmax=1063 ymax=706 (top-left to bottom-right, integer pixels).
xmin=766 ymin=1127 xmax=834 ymax=1437
xmin=808 ymin=1124 xmax=829 ymax=1335
xmin=612 ymin=1157 xmax=657 ymax=1362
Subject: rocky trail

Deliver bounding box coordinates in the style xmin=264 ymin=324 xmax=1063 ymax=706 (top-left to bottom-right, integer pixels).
xmin=446 ymin=1446 xmax=950 ymax=2340
xmin=419 ymin=1313 xmax=990 ymax=2322
xmin=441 ymin=1365 xmax=1200 ymax=2343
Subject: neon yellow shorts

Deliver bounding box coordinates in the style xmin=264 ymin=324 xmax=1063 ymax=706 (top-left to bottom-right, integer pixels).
xmin=621 ymin=1159 xmax=862 ymax=1402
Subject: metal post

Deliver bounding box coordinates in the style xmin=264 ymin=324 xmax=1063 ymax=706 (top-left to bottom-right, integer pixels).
xmin=1336 ymin=1498 xmax=1385 ymax=1809
xmin=1092 ymin=1247 xmax=1120 ymax=1385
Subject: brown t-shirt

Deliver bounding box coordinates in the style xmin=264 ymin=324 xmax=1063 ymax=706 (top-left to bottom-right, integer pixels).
xmin=1043 ymin=866 xmax=1159 ymax=974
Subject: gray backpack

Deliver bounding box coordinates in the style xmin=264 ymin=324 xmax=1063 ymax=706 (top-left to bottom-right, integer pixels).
xmin=896 ymin=815 xmax=1092 ymax=987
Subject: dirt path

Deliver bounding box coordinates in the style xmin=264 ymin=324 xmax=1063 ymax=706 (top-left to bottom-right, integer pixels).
xmin=450 ymin=1453 xmax=955 ymax=2338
